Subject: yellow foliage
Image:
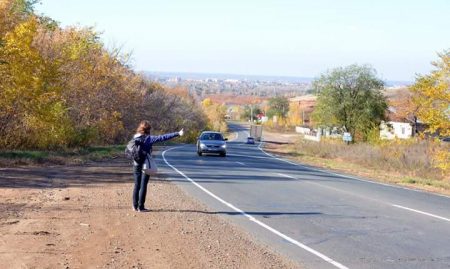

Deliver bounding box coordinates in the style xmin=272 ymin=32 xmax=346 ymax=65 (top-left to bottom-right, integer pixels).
xmin=201 ymin=99 xmax=227 ymax=132
xmin=0 ymin=0 xmax=22 ymax=35
xmin=287 ymin=101 xmax=302 ymax=126
xmin=228 ymin=105 xmax=242 ymax=120
xmin=432 ymin=146 xmax=450 ymax=172
xmin=264 ymin=117 xmax=289 ymax=129
xmin=0 ymin=17 xmax=73 ymax=149
xmin=0 ymin=1 xmax=208 ymax=149
xmin=202 ymin=98 xmax=213 ymax=107
xmin=411 ymin=50 xmax=450 ymax=137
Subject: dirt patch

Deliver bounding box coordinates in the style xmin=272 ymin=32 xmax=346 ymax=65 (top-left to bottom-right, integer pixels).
xmin=262 ymin=130 xmax=299 ymax=145
xmin=0 ymin=159 xmax=299 ymax=269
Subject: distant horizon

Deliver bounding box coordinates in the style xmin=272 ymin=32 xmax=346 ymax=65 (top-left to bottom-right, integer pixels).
xmin=144 ymin=70 xmax=413 ymax=86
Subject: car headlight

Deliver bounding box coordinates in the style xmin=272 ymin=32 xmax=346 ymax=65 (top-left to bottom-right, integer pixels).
xmin=200 ymin=143 xmax=206 ymax=148
xmin=221 ymin=144 xmax=226 ymax=148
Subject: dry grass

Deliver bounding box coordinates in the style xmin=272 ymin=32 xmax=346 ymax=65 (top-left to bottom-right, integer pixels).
xmin=267 ymin=138 xmax=450 ymax=195
xmin=0 ymin=145 xmax=125 ymax=167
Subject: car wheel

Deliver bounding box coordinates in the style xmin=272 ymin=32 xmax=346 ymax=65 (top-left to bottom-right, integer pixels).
xmin=220 ymin=152 xmax=226 ymax=157
xmin=197 ymin=148 xmax=202 ymax=156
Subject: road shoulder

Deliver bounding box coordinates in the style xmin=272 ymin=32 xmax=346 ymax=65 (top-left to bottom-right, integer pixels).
xmin=0 ymin=158 xmax=300 ymax=269
xmin=260 ymin=130 xmax=450 ymax=197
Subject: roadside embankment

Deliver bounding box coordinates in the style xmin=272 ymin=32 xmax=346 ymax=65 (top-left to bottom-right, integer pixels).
xmin=261 ymin=130 xmax=450 ymax=196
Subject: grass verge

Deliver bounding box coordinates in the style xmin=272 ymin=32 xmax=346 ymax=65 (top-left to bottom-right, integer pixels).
xmin=0 ymin=142 xmax=183 ymax=167
xmin=262 ymin=140 xmax=450 ymax=196
xmin=0 ymin=145 xmax=125 ymax=167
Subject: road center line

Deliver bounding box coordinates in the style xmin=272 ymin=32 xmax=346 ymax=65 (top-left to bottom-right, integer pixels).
xmin=392 ymin=204 xmax=450 ymax=222
xmin=260 ymin=140 xmax=450 ymax=223
xmin=257 ymin=139 xmax=450 ymax=198
xmin=277 ymin=173 xmax=296 ymax=179
xmin=162 ymin=146 xmax=349 ymax=269
xmin=228 ymin=153 xmax=273 ymax=160
xmin=275 ymin=173 xmax=415 ymax=208
xmin=236 ymin=161 xmax=246 ymax=166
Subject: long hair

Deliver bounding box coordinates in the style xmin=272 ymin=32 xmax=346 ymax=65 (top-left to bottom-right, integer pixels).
xmin=136 ymin=120 xmax=151 ymax=135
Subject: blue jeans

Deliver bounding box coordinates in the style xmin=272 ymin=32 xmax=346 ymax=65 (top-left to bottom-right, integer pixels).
xmin=133 ymin=164 xmax=150 ymax=209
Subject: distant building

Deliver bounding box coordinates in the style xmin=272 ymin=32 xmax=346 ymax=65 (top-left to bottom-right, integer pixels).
xmin=380 ymin=121 xmax=413 ymax=139
xmin=289 ymin=95 xmax=317 ymax=127
xmin=380 ymin=105 xmax=426 ymax=139
xmin=168 ymin=77 xmax=181 ymax=83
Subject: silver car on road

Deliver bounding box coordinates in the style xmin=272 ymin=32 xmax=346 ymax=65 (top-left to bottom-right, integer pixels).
xmin=196 ymin=131 xmax=228 ymax=157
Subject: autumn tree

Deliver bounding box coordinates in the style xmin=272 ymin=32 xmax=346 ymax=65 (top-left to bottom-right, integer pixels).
xmin=287 ymin=101 xmax=302 ymax=126
xmin=0 ymin=0 xmax=208 ymax=149
xmin=0 ymin=17 xmax=73 ymax=149
xmin=0 ymin=0 xmax=36 ymax=36
xmin=266 ymin=96 xmax=289 ymax=118
xmin=411 ymin=50 xmax=450 ymax=137
xmin=201 ymin=98 xmax=227 ymax=132
xmin=140 ymin=87 xmax=207 ymax=141
xmin=386 ymin=88 xmax=417 ymax=121
xmin=311 ymin=64 xmax=387 ymax=141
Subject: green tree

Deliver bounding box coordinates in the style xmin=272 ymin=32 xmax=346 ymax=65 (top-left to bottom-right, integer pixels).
xmin=241 ymin=105 xmax=262 ymax=121
xmin=266 ymin=96 xmax=289 ymax=118
xmin=311 ymin=64 xmax=387 ymax=141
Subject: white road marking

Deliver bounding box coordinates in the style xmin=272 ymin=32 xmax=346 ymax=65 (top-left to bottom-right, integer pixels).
xmin=257 ymin=138 xmax=450 ymax=200
xmin=275 ymin=173 xmax=410 ymax=206
xmin=229 ymin=131 xmax=239 ymax=142
xmin=277 ymin=173 xmax=296 ymax=179
xmin=392 ymin=204 xmax=450 ymax=222
xmin=258 ymin=140 xmax=264 ymax=150
xmin=228 ymin=153 xmax=273 ymax=159
xmin=162 ymin=146 xmax=349 ymax=269
xmin=236 ymin=161 xmax=246 ymax=166
xmin=258 ymin=132 xmax=450 ymax=224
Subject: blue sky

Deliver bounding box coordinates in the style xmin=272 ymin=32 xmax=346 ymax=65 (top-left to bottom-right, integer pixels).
xmin=36 ymin=0 xmax=449 ymax=81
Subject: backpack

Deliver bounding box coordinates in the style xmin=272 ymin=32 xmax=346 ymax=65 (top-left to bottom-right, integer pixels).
xmin=125 ymin=135 xmax=147 ymax=164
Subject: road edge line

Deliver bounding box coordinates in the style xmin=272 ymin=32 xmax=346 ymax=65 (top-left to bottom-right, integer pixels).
xmin=392 ymin=204 xmax=450 ymax=222
xmin=257 ymin=140 xmax=450 ymax=200
xmin=162 ymin=145 xmax=349 ymax=269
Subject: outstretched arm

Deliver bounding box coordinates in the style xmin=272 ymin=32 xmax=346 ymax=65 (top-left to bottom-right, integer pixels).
xmin=148 ymin=129 xmax=184 ymax=144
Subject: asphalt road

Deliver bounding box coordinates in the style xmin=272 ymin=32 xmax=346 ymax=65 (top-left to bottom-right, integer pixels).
xmin=157 ymin=122 xmax=450 ymax=269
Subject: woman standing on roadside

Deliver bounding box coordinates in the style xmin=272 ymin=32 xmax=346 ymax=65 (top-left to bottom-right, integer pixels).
xmin=131 ymin=120 xmax=183 ymax=212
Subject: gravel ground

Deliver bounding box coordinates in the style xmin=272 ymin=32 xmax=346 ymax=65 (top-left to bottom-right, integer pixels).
xmin=0 ymin=158 xmax=300 ymax=269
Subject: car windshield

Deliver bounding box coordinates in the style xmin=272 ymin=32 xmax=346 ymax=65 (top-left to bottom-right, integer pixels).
xmin=200 ymin=133 xmax=223 ymax=140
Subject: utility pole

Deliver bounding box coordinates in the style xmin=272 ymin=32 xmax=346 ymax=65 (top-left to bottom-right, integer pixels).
xmin=250 ymin=105 xmax=253 ymax=123
xmin=302 ymin=110 xmax=305 ymax=125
